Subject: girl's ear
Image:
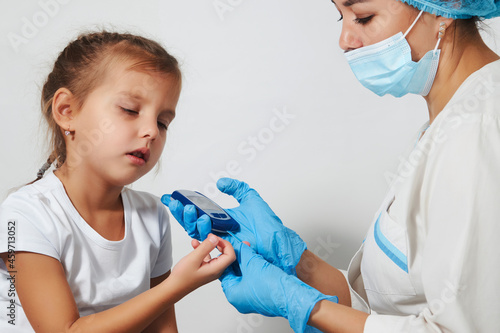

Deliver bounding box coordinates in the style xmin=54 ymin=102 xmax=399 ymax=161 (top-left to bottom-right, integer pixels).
xmin=52 ymin=88 xmax=76 ymax=131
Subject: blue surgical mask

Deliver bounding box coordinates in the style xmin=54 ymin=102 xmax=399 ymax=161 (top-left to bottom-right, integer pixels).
xmin=345 ymin=10 xmax=442 ymax=98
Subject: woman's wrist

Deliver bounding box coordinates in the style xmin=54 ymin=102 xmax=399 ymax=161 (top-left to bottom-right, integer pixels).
xmin=308 ymin=300 xmax=369 ymax=333
xmin=296 ymin=249 xmax=317 ymax=281
xmin=295 ymin=250 xmax=352 ymax=306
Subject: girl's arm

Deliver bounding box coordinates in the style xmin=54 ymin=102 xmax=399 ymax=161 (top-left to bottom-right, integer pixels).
xmin=1 ymin=234 xmax=234 ymax=333
xmin=142 ymin=271 xmax=178 ymax=333
xmin=296 ymin=249 xmax=352 ymax=306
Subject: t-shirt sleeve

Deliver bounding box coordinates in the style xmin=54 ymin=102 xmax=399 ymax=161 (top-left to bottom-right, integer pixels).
xmin=150 ymin=204 xmax=173 ymax=278
xmin=0 ymin=195 xmax=61 ymax=263
xmin=364 ymin=115 xmax=500 ymax=332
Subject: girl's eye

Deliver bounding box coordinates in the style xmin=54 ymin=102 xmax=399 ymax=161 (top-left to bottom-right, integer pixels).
xmin=121 ymin=107 xmax=139 ymax=115
xmin=338 ymin=14 xmax=343 ymax=22
xmin=157 ymin=121 xmax=168 ymax=131
xmin=354 ymin=15 xmax=374 ymax=25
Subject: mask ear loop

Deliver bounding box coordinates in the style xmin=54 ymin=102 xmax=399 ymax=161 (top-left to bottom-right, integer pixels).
xmin=433 ymin=22 xmax=447 ymax=55
xmin=403 ymin=10 xmax=424 ymax=39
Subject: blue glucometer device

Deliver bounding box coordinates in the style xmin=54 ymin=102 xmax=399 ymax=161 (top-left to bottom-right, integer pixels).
xmin=171 ymin=190 xmax=239 ymax=233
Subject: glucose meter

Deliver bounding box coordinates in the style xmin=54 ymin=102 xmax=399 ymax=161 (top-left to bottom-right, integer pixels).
xmin=171 ymin=190 xmax=239 ymax=233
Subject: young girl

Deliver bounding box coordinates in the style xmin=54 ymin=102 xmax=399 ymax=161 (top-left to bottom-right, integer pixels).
xmin=0 ymin=31 xmax=235 ymax=332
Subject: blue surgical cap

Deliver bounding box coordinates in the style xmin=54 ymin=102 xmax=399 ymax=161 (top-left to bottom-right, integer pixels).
xmin=398 ymin=0 xmax=500 ymax=19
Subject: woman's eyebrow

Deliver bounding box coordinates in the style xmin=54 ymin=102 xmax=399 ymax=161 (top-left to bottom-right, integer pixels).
xmin=342 ymin=0 xmax=370 ymax=7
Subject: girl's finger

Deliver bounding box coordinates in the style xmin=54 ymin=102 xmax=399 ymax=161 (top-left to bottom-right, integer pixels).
xmin=210 ymin=237 xmax=236 ymax=266
xmin=191 ymin=239 xmax=201 ymax=249
xmin=191 ymin=239 xmax=213 ymax=262
xmin=189 ymin=234 xmax=219 ymax=263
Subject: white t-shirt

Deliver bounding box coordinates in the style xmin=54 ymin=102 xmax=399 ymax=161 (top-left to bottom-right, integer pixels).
xmin=0 ymin=171 xmax=173 ymax=332
xmin=347 ymin=60 xmax=500 ymax=332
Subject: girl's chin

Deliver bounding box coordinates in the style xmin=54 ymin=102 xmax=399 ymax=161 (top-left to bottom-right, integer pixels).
xmin=121 ymin=167 xmax=156 ymax=185
xmin=103 ymin=172 xmax=148 ymax=188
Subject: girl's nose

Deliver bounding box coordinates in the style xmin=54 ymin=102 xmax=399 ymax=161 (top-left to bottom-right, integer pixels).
xmin=141 ymin=117 xmax=159 ymax=141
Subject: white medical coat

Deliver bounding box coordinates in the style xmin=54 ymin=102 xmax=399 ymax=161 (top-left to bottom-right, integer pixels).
xmin=347 ymin=60 xmax=500 ymax=332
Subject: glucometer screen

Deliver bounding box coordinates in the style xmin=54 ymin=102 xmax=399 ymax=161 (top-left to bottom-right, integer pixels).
xmin=186 ymin=194 xmax=223 ymax=211
xmin=170 ymin=190 xmax=240 ymax=233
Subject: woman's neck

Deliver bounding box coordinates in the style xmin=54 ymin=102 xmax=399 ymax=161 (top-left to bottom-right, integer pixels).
xmin=424 ymin=34 xmax=499 ymax=124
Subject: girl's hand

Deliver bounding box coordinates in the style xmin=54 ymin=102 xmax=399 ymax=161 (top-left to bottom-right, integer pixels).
xmin=168 ymin=234 xmax=236 ymax=295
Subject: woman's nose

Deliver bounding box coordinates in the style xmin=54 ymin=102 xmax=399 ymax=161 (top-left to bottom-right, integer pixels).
xmin=339 ymin=24 xmax=363 ymax=51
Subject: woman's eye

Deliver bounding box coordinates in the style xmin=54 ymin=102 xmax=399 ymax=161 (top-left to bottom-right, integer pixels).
xmin=338 ymin=14 xmax=343 ymax=22
xmin=354 ymin=15 xmax=374 ymax=25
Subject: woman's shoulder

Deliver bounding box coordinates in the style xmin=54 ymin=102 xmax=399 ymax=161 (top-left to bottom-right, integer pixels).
xmin=440 ymin=60 xmax=500 ymax=121
xmin=428 ymin=60 xmax=500 ymax=139
xmin=413 ymin=61 xmax=500 ymax=171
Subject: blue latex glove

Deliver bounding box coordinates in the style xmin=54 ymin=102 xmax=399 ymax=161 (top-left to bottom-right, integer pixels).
xmin=161 ymin=197 xmax=212 ymax=241
xmin=161 ymin=178 xmax=307 ymax=276
xmin=218 ymin=178 xmax=307 ymax=276
xmin=220 ymin=241 xmax=338 ymax=333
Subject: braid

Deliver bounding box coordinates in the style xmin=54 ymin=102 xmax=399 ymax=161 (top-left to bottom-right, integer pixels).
xmin=36 ymin=154 xmax=56 ymax=180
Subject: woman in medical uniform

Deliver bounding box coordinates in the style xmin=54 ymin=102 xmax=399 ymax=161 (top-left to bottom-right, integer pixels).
xmin=165 ymin=0 xmax=500 ymax=332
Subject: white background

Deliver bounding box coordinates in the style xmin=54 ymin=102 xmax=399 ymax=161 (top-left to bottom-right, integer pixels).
xmin=1 ymin=0 xmax=499 ymax=332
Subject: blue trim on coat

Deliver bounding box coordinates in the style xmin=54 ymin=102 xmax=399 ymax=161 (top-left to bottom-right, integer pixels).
xmin=374 ymin=213 xmax=409 ymax=273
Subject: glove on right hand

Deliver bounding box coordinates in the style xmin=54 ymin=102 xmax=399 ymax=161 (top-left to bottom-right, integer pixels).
xmin=220 ymin=241 xmax=338 ymax=333
xmin=217 ymin=178 xmax=307 ymax=276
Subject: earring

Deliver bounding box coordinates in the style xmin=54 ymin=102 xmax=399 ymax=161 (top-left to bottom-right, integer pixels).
xmin=65 ymin=128 xmax=71 ymax=136
xmin=438 ymin=22 xmax=446 ymax=39
xmin=434 ymin=22 xmax=447 ymax=51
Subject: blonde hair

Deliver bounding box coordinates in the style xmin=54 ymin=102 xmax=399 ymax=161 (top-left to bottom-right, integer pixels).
xmin=35 ymin=30 xmax=181 ymax=182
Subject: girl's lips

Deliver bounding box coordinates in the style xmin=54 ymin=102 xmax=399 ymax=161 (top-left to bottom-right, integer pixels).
xmin=127 ymin=154 xmax=146 ymax=166
xmin=126 ymin=147 xmax=151 ymax=165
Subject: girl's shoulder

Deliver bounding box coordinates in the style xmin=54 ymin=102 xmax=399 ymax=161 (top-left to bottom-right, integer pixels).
xmin=1 ymin=172 xmax=62 ymax=213
xmin=0 ymin=172 xmax=71 ymax=259
xmin=120 ymin=188 xmax=171 ymax=240
xmin=121 ymin=187 xmax=168 ymax=220
xmin=122 ymin=187 xmax=163 ymax=209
